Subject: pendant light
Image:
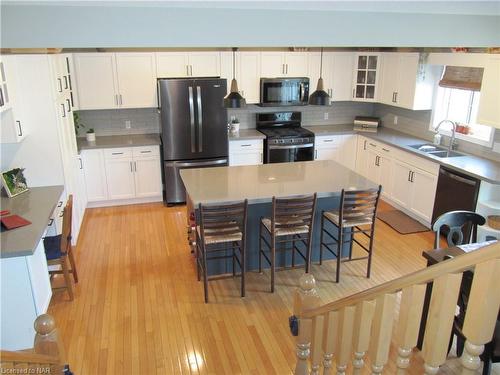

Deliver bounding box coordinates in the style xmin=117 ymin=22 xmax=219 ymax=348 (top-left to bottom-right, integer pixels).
xmin=224 ymin=47 xmax=246 ymax=108
xmin=309 ymin=47 xmax=330 ymax=106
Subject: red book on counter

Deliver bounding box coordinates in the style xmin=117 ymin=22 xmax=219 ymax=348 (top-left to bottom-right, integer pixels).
xmin=1 ymin=215 xmax=31 ymax=230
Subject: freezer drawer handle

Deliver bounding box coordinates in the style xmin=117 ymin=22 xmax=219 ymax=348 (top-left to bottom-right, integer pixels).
xmin=171 ymin=159 xmax=228 ymax=168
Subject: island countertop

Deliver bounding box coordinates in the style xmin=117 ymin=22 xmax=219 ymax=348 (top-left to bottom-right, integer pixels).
xmin=1 ymin=185 xmax=64 ymax=258
xmin=180 ymin=160 xmax=377 ymax=205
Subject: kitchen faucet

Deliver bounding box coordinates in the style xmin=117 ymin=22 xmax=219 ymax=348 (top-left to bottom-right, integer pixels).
xmin=434 ymin=119 xmax=458 ymax=152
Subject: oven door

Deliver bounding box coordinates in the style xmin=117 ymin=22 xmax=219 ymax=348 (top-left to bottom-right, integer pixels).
xmin=266 ymin=143 xmax=314 ymax=163
xmin=260 ymin=79 xmax=309 ymax=106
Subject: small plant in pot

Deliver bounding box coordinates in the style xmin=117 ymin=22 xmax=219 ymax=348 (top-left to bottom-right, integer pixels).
xmin=86 ymin=128 xmax=96 ymax=142
xmin=73 ymin=112 xmax=85 ymax=135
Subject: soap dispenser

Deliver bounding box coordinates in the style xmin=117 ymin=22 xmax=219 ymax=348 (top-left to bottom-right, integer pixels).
xmin=433 ymin=133 xmax=442 ymax=145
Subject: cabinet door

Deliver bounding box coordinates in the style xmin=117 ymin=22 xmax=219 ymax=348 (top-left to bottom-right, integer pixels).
xmin=115 ymin=53 xmax=156 ymax=108
xmin=391 ymin=160 xmax=412 ymax=209
xmin=331 ymin=53 xmax=354 ymax=101
xmin=73 ymin=155 xmax=87 ymax=242
xmin=378 ymin=154 xmax=393 ymax=198
xmin=238 ymin=52 xmax=261 ymax=104
xmin=477 ymin=55 xmax=500 ymax=129
xmin=26 ymin=240 xmax=52 ymax=315
xmin=379 ymin=53 xmax=399 ymax=105
xmin=396 ymin=53 xmax=419 ymax=109
xmin=260 ymin=52 xmax=286 ymax=77
xmin=105 ymin=158 xmax=136 ymax=200
xmin=365 ymin=148 xmax=380 ymax=184
xmin=315 ymin=147 xmax=339 ymax=161
xmin=338 ymin=134 xmax=357 ymax=170
xmin=81 ymin=150 xmax=108 ymax=202
xmin=352 ymin=54 xmax=379 ymax=101
xmin=188 ymin=52 xmax=220 ymax=77
xmin=74 ymin=53 xmax=118 ymax=110
xmin=355 ymin=136 xmax=369 ymax=177
xmin=229 ymin=151 xmax=263 ymax=166
xmin=156 ymin=52 xmax=189 ymax=78
xmin=285 ymin=52 xmax=309 ymax=77
xmin=134 ymin=157 xmax=162 ymax=197
xmin=409 ymin=167 xmax=438 ymax=222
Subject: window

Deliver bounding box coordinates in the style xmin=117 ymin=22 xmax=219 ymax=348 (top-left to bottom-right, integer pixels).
xmin=432 ymin=86 xmax=494 ymax=147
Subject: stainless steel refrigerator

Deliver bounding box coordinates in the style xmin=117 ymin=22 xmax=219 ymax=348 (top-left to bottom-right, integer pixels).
xmin=158 ymin=78 xmax=228 ymax=204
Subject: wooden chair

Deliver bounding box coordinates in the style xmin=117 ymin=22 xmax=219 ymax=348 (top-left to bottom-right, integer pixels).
xmin=259 ymin=194 xmax=317 ymax=293
xmin=196 ymin=200 xmax=248 ymax=303
xmin=319 ymin=186 xmax=381 ymax=283
xmin=432 ymin=210 xmax=499 ymax=374
xmin=43 ymin=195 xmax=78 ymax=301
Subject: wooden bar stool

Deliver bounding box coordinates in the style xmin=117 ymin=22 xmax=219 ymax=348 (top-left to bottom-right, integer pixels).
xmin=259 ymin=194 xmax=317 ymax=293
xmin=43 ymin=195 xmax=78 ymax=301
xmin=196 ymin=200 xmax=248 ymax=303
xmin=319 ymin=186 xmax=381 ymax=283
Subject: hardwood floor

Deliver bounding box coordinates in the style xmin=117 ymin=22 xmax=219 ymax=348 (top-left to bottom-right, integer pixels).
xmin=48 ymin=201 xmax=499 ymax=374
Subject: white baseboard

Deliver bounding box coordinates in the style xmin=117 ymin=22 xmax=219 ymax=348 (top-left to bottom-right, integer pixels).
xmin=87 ymin=195 xmax=163 ymax=208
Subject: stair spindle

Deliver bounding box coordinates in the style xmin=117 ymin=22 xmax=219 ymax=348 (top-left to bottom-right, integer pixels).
xmin=310 ymin=315 xmax=324 ymax=375
xmin=322 ymin=311 xmax=338 ymax=375
xmin=335 ymin=305 xmax=356 ymax=375
xmin=352 ymin=300 xmax=376 ymax=374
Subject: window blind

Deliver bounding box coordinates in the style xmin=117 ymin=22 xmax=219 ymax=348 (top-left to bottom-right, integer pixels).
xmin=439 ymin=66 xmax=484 ymax=91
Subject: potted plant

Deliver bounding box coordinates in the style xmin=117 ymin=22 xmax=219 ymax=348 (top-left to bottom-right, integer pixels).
xmin=73 ymin=112 xmax=85 ymax=136
xmin=86 ymin=128 xmax=96 ymax=142
xmin=230 ymin=117 xmax=240 ymax=133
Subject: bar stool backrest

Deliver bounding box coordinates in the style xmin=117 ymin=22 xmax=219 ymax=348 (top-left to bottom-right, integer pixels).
xmin=198 ymin=200 xmax=248 ymax=244
xmin=432 ymin=210 xmax=486 ymax=249
xmin=60 ymin=195 xmax=73 ymax=255
xmin=272 ymin=194 xmax=317 ymax=234
xmin=339 ymin=186 xmax=381 ymax=226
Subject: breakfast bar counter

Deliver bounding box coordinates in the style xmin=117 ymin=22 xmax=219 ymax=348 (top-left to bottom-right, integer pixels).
xmin=181 ymin=160 xmax=378 ymax=275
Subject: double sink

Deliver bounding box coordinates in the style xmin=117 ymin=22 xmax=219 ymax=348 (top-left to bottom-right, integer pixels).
xmin=409 ymin=144 xmax=465 ymax=158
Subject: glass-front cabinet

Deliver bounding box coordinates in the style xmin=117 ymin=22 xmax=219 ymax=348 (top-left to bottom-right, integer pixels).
xmin=353 ymin=53 xmax=380 ymax=101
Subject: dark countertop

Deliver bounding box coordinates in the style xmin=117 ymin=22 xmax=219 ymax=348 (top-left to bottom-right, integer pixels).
xmin=77 ymin=133 xmax=161 ymax=151
xmin=1 ymin=185 xmax=64 ymax=258
xmin=228 ymin=129 xmax=266 ymax=141
xmin=305 ymin=125 xmax=500 ymax=184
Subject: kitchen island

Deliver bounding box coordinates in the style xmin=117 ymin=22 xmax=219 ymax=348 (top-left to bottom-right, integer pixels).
xmin=181 ymin=160 xmax=378 ymax=275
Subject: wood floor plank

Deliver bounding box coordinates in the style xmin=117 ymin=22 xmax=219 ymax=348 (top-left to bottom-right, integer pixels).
xmin=47 ymin=201 xmax=499 ymax=374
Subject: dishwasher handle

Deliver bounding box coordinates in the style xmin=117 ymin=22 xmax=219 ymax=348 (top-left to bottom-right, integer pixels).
xmin=440 ymin=168 xmax=478 ymax=186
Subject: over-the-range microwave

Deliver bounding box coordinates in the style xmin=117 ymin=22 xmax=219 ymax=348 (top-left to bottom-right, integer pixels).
xmin=259 ymin=77 xmax=309 ymax=106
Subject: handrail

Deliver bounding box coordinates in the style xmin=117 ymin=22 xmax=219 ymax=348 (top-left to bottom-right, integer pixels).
xmin=302 ymin=241 xmax=500 ymax=318
xmin=0 ymin=350 xmax=60 ymax=364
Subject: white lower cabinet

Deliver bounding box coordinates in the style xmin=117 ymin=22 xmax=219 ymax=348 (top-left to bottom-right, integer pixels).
xmin=314 ymin=134 xmax=357 ymax=170
xmin=81 ymin=145 xmax=162 ymax=205
xmin=229 ymin=139 xmax=263 ymax=166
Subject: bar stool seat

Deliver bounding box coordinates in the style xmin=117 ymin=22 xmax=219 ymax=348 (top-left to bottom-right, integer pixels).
xmin=261 ymin=218 xmax=309 ymax=236
xmin=196 ymin=226 xmax=242 ymax=244
xmin=323 ymin=210 xmax=374 ymax=227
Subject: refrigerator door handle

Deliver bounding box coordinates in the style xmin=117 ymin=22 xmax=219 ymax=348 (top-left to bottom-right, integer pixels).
xmin=196 ymin=86 xmax=203 ymax=152
xmin=188 ymin=86 xmax=196 ymax=153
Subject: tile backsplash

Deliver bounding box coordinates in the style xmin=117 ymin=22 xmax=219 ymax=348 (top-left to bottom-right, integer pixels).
xmin=227 ymin=102 xmax=374 ymax=129
xmin=76 ymin=108 xmax=160 ymax=136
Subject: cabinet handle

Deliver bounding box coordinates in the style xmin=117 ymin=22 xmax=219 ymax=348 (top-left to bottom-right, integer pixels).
xmin=59 ymin=211 xmax=64 ymax=218
xmin=130 ymin=161 xmax=133 ymax=172
xmin=140 ymin=150 xmax=152 ymax=153
xmin=241 ymin=144 xmax=252 ymax=147
xmin=63 ymin=75 xmax=68 ymax=90
xmin=48 ymin=219 xmax=54 ymax=226
xmin=352 ymin=88 xmax=355 ymax=98
xmin=408 ymin=170 xmax=412 ymax=182
xmin=61 ymin=103 xmax=66 ymax=117
xmin=78 ymin=158 xmax=83 ymax=169
xmin=119 ymin=94 xmax=123 ymax=106
xmin=65 ymin=57 xmax=71 ymax=74
xmin=68 ymin=75 xmax=73 ymax=90
xmin=315 ymin=150 xmax=318 ymax=159
xmin=114 ymin=94 xmax=118 ymax=106
xmin=375 ymin=155 xmax=380 ymax=166
xmin=394 ymin=92 xmax=398 ymax=103
xmin=112 ymin=152 xmax=124 ymax=155
xmin=382 ymin=148 xmax=390 ymax=152
xmin=70 ymin=91 xmax=75 ymax=108
xmin=57 ymin=201 xmax=63 ymax=207
xmin=66 ymin=99 xmax=71 ymax=113
xmin=369 ymin=142 xmax=377 ymax=147
xmin=134 ymin=161 xmax=137 ymax=172
xmin=186 ymin=65 xmax=190 ymax=76
xmin=286 ymin=64 xmax=289 ymax=75
xmin=57 ymin=78 xmax=62 ymax=93
xmin=190 ymin=65 xmax=193 ymax=76
xmin=323 ymin=139 xmax=333 ymax=143
xmin=363 ymin=140 xmax=367 ymax=150
xmin=410 ymin=171 xmax=415 ymax=182
xmin=260 ymin=153 xmax=263 ymax=163
xmin=16 ymin=120 xmax=22 ymax=137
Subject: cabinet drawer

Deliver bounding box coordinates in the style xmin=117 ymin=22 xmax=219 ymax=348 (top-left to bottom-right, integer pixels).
xmin=315 ymin=135 xmax=342 ymax=148
xmin=399 ymin=150 xmax=440 ymax=176
xmin=132 ymin=145 xmax=160 ymax=158
xmin=229 ymin=139 xmax=263 ymax=152
xmin=103 ymin=148 xmax=132 ymax=159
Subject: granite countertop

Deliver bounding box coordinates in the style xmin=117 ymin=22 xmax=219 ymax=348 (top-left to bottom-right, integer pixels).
xmin=77 ymin=133 xmax=161 ymax=151
xmin=362 ymin=128 xmax=500 ymax=184
xmin=1 ymin=185 xmax=64 ymax=258
xmin=228 ymin=129 xmax=266 ymax=140
xmin=180 ymin=160 xmax=377 ymax=205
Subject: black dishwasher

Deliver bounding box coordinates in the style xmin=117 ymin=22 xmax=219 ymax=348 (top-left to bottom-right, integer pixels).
xmin=432 ymin=167 xmax=481 ymax=224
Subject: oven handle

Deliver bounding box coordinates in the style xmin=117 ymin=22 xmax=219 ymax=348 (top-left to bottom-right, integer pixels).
xmin=269 ymin=143 xmax=314 ymax=150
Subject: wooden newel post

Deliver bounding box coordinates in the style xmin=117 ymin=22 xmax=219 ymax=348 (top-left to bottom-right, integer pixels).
xmin=292 ymin=273 xmax=321 ymax=375
xmin=33 ymin=314 xmax=66 ymax=369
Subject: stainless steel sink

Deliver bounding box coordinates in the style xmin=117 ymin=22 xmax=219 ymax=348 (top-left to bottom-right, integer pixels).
xmin=409 ymin=143 xmax=465 ymax=158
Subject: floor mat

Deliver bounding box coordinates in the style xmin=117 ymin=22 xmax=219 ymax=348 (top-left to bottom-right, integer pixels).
xmin=377 ymin=210 xmax=430 ymax=234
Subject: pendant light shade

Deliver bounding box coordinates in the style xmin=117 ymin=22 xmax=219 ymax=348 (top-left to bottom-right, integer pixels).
xmin=224 ymin=48 xmax=246 ymax=108
xmin=309 ymin=48 xmax=331 ymax=106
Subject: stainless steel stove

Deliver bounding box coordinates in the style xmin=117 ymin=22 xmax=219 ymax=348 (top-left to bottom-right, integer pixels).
xmin=257 ymin=112 xmax=315 ymax=164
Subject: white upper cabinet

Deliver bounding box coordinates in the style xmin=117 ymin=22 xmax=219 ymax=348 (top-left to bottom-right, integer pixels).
xmin=115 ymin=53 xmax=156 ymax=108
xmin=74 ymin=53 xmax=117 ymax=110
xmin=379 ymin=53 xmax=439 ymax=110
xmin=331 ymin=53 xmax=355 ymax=101
xmin=74 ymin=52 xmax=156 ymax=110
xmin=261 ymin=51 xmax=309 ymax=78
xmin=352 ymin=53 xmax=380 ymax=102
xmin=221 ymin=51 xmax=261 ymax=104
xmin=477 ymin=55 xmax=500 ymax=129
xmin=156 ymin=52 xmax=220 ymax=78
